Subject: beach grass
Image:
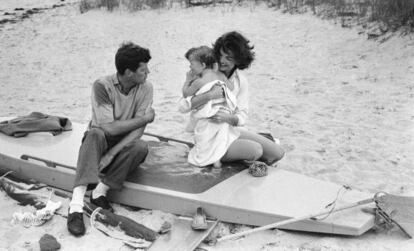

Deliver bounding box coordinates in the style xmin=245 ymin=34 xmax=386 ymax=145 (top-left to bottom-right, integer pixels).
xmin=274 ymin=0 xmax=414 ymax=31
xmin=79 ymin=0 xmax=179 ymax=12
xmin=79 ymin=0 xmax=414 ymax=32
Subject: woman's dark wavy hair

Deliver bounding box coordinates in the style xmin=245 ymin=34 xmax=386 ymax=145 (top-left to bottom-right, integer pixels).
xmin=213 ymin=31 xmax=255 ymax=70
xmin=185 ymin=46 xmax=216 ymax=69
xmin=115 ymin=42 xmax=151 ymax=75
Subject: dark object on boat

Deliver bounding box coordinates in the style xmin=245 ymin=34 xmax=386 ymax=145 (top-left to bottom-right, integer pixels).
xmin=0 ymin=112 xmax=72 ymax=137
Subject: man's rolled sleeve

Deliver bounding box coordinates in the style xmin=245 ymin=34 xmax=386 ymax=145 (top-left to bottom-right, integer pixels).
xmin=134 ymin=82 xmax=153 ymax=118
xmin=91 ymin=81 xmax=113 ymax=125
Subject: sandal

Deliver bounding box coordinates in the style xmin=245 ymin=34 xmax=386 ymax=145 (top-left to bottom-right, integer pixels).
xmin=248 ymin=161 xmax=268 ymax=177
xmin=191 ymin=207 xmax=208 ymax=231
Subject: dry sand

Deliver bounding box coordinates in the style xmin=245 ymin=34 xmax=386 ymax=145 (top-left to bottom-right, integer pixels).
xmin=0 ymin=0 xmax=414 ymax=250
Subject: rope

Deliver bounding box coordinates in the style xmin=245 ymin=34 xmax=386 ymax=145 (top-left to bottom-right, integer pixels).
xmin=311 ymin=185 xmax=352 ymax=221
xmin=46 ymin=188 xmax=54 ymax=201
xmin=90 ymin=207 xmax=103 ymax=230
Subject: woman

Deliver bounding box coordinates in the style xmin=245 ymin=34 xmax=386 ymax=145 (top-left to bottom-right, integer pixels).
xmin=188 ymin=31 xmax=285 ymax=165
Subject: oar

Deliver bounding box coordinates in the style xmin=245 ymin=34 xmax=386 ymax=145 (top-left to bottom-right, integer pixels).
xmin=216 ymin=197 xmax=376 ymax=243
xmin=143 ymin=132 xmax=194 ymax=148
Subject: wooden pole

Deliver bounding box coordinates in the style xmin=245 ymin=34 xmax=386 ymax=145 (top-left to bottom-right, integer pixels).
xmin=143 ymin=132 xmax=194 ymax=147
xmin=217 ymin=197 xmax=375 ymax=242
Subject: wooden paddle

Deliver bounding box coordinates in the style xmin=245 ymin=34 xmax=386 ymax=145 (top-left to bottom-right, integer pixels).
xmin=143 ymin=132 xmax=194 ymax=148
xmin=216 ymin=197 xmax=376 ymax=243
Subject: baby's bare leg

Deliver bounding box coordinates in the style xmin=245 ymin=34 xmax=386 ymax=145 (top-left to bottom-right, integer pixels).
xmin=237 ymin=130 xmax=285 ymax=164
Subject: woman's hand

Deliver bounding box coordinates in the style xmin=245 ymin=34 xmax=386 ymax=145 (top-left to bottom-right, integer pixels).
xmin=208 ymin=85 xmax=225 ymax=100
xmin=190 ymin=84 xmax=224 ymax=110
xmin=209 ymin=107 xmax=236 ymax=125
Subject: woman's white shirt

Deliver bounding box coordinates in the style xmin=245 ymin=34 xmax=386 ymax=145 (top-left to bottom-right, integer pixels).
xmin=228 ymin=69 xmax=249 ymax=127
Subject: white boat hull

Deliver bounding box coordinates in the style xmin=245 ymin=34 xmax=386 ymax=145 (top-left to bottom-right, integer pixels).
xmin=0 ymin=117 xmax=375 ymax=235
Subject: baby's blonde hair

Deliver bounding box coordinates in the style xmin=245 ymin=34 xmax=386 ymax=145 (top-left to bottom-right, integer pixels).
xmin=185 ymin=46 xmax=216 ymax=69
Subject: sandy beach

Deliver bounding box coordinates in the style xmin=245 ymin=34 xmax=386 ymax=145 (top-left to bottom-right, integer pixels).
xmin=1 ymin=0 xmax=414 ymax=250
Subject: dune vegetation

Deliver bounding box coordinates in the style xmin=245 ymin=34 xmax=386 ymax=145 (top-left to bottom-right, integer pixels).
xmin=80 ymin=0 xmax=414 ymax=33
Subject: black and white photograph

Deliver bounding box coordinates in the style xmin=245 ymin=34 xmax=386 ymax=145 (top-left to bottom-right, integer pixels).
xmin=0 ymin=0 xmax=413 ymax=250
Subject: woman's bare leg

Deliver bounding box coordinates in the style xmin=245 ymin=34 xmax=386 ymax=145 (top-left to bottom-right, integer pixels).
xmin=221 ymin=139 xmax=263 ymax=162
xmin=237 ymin=130 xmax=285 ymax=164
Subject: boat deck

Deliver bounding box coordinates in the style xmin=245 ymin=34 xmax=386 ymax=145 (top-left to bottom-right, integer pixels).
xmin=0 ymin=117 xmax=375 ymax=235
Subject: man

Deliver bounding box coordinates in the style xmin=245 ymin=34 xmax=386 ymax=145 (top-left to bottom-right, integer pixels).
xmin=67 ymin=42 xmax=155 ymax=237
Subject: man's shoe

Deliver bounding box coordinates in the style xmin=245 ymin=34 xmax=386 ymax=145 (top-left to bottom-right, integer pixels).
xmin=67 ymin=211 xmax=85 ymax=237
xmin=90 ymin=195 xmax=114 ymax=212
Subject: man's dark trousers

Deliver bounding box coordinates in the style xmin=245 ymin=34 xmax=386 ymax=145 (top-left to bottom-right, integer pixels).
xmin=73 ymin=128 xmax=148 ymax=190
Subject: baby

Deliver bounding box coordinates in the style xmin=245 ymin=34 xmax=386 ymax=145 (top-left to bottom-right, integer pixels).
xmin=180 ymin=46 xmax=240 ymax=168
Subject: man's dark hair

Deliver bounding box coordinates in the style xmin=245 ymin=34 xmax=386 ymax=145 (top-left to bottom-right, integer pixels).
xmin=213 ymin=31 xmax=255 ymax=70
xmin=185 ymin=46 xmax=216 ymax=69
xmin=115 ymin=42 xmax=151 ymax=75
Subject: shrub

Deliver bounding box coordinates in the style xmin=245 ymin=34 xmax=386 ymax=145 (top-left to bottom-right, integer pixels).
xmin=266 ymin=0 xmax=414 ymax=31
